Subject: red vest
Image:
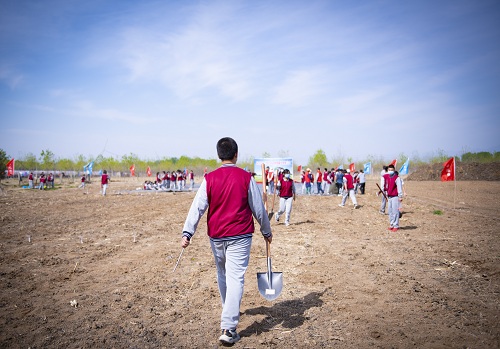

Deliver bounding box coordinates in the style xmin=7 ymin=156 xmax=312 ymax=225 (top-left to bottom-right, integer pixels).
xmin=344 ymin=174 xmax=354 ymax=189
xmin=305 ymin=172 xmax=312 ymax=183
xmin=101 ymin=174 xmax=109 ymax=185
xmin=383 ymin=173 xmax=399 ymax=197
xmin=323 ymin=171 xmax=329 ymax=183
xmin=279 ymin=179 xmax=294 ymax=198
xmin=205 ymin=166 xmax=254 ymax=239
xmin=316 ymin=171 xmax=322 ymax=182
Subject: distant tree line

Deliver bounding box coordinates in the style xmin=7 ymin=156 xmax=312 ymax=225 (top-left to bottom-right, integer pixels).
xmin=1 ymin=148 xmax=498 ymax=179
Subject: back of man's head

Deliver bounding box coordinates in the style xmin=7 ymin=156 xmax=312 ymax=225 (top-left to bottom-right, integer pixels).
xmin=217 ymin=137 xmax=238 ymax=161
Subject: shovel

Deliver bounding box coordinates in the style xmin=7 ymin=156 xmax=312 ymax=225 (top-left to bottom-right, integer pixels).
xmin=376 ymin=183 xmax=388 ymax=201
xmin=257 ymin=239 xmax=283 ymax=301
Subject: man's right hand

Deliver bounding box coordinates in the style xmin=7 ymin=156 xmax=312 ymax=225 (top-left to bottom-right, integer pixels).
xmin=181 ymin=236 xmax=190 ymax=248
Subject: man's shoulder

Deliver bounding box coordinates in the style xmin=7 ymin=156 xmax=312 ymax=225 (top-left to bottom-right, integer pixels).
xmin=209 ymin=166 xmax=251 ymax=178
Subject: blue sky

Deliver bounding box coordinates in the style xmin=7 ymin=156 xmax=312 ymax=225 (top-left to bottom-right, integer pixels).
xmin=1 ymin=0 xmax=499 ymax=165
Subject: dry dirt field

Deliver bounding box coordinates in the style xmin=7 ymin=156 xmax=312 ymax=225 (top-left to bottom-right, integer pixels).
xmin=0 ymin=177 xmax=498 ymax=348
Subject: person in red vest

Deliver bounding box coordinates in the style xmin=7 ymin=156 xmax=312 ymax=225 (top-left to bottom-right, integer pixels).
xmin=48 ymin=173 xmax=54 ymax=189
xmin=28 ymin=172 xmax=34 ymax=189
xmin=170 ymin=171 xmax=177 ymax=190
xmin=180 ymin=137 xmax=272 ymax=345
xmin=266 ymin=167 xmax=275 ymax=194
xmin=383 ymin=164 xmax=403 ymax=231
xmin=378 ymin=166 xmax=388 ymax=214
xmin=189 ymin=170 xmax=195 ymax=191
xmin=339 ymin=169 xmax=359 ymax=209
xmin=275 ymin=168 xmax=296 ymax=226
xmin=101 ymin=170 xmax=110 ymax=196
xmin=315 ymin=168 xmax=324 ymax=195
xmin=300 ymin=170 xmax=306 ymax=194
xmin=322 ymin=168 xmax=331 ymax=195
xmin=79 ymin=174 xmax=86 ymax=189
xmin=304 ymin=168 xmax=313 ymax=194
xmin=38 ymin=173 xmax=46 ymax=190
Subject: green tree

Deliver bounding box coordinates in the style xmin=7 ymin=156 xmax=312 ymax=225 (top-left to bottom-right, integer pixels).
xmin=461 ymin=151 xmax=494 ymax=163
xmin=494 ymin=152 xmax=500 ymax=162
xmin=121 ymin=153 xmax=141 ymax=173
xmin=429 ymin=148 xmax=449 ymax=164
xmin=57 ymin=158 xmax=75 ymax=172
xmin=74 ymin=154 xmax=87 ymax=173
xmin=0 ymin=149 xmax=9 ymax=180
xmin=40 ymin=149 xmax=55 ymax=171
xmin=309 ymin=149 xmax=327 ymax=168
xmin=21 ymin=152 xmax=38 ymax=171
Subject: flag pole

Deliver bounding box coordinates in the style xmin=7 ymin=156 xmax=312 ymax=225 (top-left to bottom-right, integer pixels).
xmin=453 ymin=156 xmax=456 ymax=209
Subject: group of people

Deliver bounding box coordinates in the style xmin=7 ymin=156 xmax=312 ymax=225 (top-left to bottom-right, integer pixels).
xmin=78 ymin=171 xmax=110 ymax=195
xmin=299 ymin=167 xmax=366 ymax=196
xmin=27 ymin=172 xmax=55 ymax=190
xmin=145 ymin=170 xmax=195 ymax=191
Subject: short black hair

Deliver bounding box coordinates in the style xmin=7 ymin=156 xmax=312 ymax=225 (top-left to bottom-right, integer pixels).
xmin=216 ymin=137 xmax=238 ymax=160
xmin=388 ymin=164 xmax=395 ymax=170
xmin=383 ymin=166 xmax=388 ymax=171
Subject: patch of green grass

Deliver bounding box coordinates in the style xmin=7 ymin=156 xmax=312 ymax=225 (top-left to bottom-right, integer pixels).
xmin=433 ymin=210 xmax=443 ymax=215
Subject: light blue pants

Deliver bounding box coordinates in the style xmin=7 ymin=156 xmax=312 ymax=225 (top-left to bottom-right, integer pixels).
xmin=210 ymin=237 xmax=252 ymax=330
xmin=388 ymin=196 xmax=400 ymax=228
xmin=276 ymin=197 xmax=293 ymax=224
xmin=341 ymin=189 xmax=357 ymax=206
xmin=380 ymin=194 xmax=387 ymax=212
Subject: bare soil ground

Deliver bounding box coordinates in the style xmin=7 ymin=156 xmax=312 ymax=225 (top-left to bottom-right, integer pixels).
xmin=0 ymin=177 xmax=498 ymax=349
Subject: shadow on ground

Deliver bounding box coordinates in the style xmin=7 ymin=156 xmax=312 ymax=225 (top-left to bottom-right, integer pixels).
xmin=240 ymin=289 xmax=328 ymax=337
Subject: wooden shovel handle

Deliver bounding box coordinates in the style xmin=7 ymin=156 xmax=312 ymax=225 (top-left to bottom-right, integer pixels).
xmin=265 ymin=238 xmax=271 ymax=258
xmin=376 ymin=183 xmax=388 ymax=201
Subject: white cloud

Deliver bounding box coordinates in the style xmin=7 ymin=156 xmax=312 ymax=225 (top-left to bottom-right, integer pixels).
xmin=271 ymin=69 xmax=326 ymax=107
xmin=0 ymin=65 xmax=24 ymax=89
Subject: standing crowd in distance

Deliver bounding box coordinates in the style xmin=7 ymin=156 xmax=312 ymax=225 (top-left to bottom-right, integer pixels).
xmin=143 ymin=170 xmax=195 ymax=191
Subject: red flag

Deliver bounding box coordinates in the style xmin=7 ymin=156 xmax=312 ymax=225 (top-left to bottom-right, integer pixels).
xmin=130 ymin=164 xmax=135 ymax=177
xmin=390 ymin=159 xmax=397 ymax=166
xmin=349 ymin=163 xmax=355 ymax=172
xmin=6 ymin=159 xmax=14 ymax=176
xmin=146 ymin=166 xmax=151 ymax=177
xmin=441 ymin=157 xmax=455 ymax=181
xmin=297 ymin=165 xmax=302 ymax=172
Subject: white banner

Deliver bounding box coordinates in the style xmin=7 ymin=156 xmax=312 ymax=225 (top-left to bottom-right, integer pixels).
xmin=253 ymin=158 xmax=294 ymax=183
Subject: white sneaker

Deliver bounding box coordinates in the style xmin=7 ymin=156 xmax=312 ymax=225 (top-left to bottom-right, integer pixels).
xmin=219 ymin=329 xmax=240 ymax=344
xmin=275 ymin=214 xmax=280 ymax=222
xmin=285 ymin=222 xmax=290 ymax=226
xmin=338 ymin=204 xmax=344 ymax=207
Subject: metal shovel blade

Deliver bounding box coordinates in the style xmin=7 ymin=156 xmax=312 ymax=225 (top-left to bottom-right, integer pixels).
xmin=257 ymin=241 xmax=283 ymax=301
